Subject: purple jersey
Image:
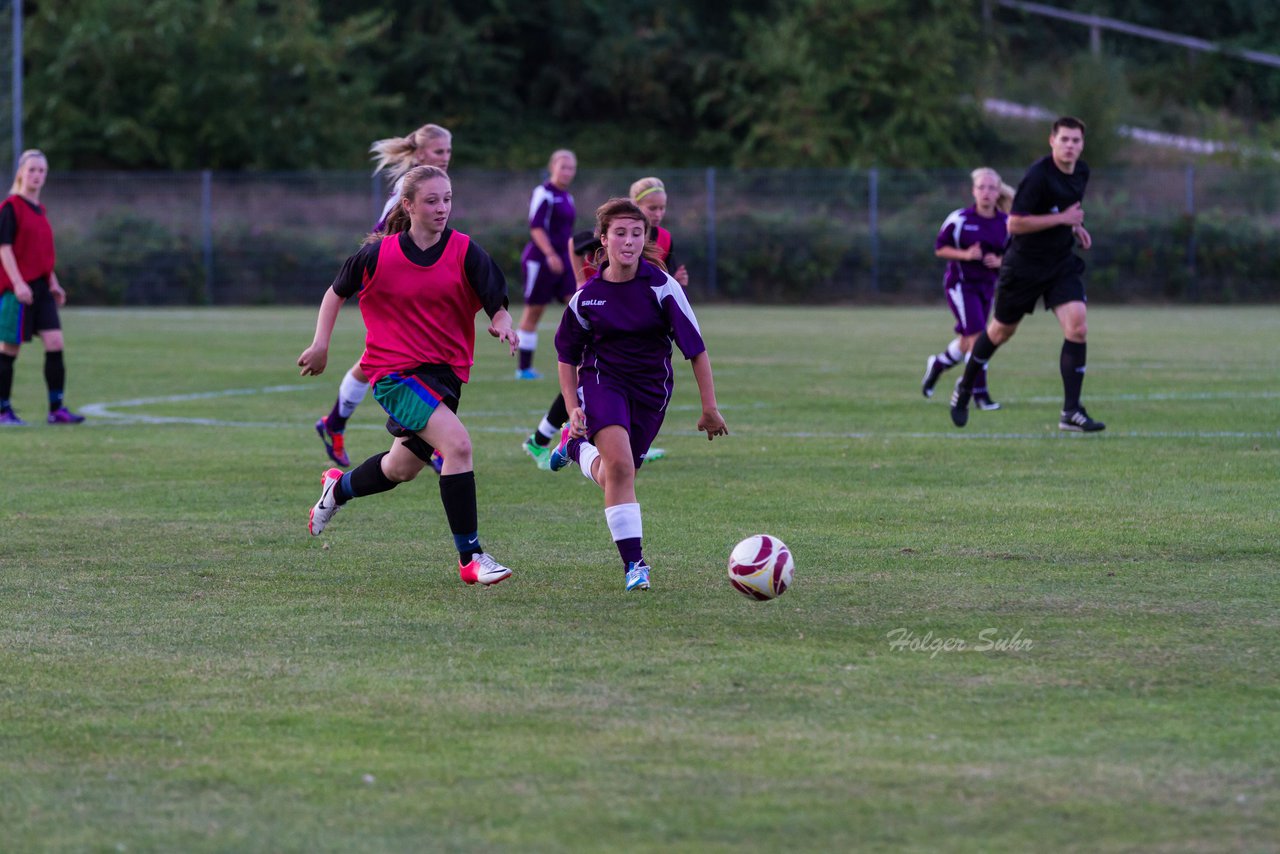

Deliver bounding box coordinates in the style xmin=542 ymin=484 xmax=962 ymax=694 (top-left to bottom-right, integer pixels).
xmin=522 ymin=181 xmax=576 ymax=263
xmin=935 ymin=206 xmax=1008 ymax=291
xmin=555 ymin=259 xmax=706 ymax=410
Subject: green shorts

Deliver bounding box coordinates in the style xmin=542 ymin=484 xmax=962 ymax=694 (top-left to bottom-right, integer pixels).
xmin=0 ymin=292 xmax=24 ymax=345
xmin=372 ymin=364 xmax=462 ymax=436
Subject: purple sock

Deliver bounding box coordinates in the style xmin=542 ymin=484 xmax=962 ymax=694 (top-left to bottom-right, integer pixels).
xmin=567 ymin=437 xmax=584 ymax=462
xmin=518 ymin=349 xmax=534 ymax=371
xmin=325 ymin=397 xmax=348 ymax=433
xmin=615 ymin=537 xmax=643 ymax=566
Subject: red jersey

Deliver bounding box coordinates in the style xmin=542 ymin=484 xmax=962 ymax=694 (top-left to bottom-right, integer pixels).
xmin=357 ymin=231 xmax=483 ymax=385
xmin=0 ymin=194 xmax=56 ymax=289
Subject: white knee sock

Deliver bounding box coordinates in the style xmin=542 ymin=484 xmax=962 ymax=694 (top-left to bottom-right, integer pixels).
xmin=338 ymin=369 xmax=369 ymax=417
xmin=604 ymin=502 xmax=643 ymax=542
xmin=578 ymin=442 xmax=600 ymax=485
xmin=517 ymin=330 xmax=537 ymax=353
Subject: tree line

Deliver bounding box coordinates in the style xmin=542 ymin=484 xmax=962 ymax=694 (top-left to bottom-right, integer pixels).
xmin=23 ymin=1 xmax=1280 ymax=171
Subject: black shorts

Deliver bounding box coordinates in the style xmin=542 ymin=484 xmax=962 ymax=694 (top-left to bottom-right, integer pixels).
xmin=21 ymin=278 xmax=60 ymax=342
xmin=993 ymin=255 xmax=1086 ymax=325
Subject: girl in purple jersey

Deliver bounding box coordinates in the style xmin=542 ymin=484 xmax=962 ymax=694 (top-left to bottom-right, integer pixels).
xmin=920 ymin=167 xmax=1014 ymax=409
xmin=314 ymin=123 xmax=452 ymax=469
xmin=547 ymin=198 xmax=729 ymax=592
xmin=514 ymin=149 xmax=577 ymax=380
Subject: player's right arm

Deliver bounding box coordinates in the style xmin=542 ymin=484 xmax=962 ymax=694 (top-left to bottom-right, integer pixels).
xmin=297 ymin=243 xmax=378 ymax=375
xmin=1008 ymin=202 xmax=1084 ymax=235
xmin=0 ymin=245 xmax=32 ymax=305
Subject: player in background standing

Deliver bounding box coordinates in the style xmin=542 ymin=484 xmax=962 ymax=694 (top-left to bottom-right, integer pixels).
xmin=514 ymin=149 xmax=577 ymax=380
xmin=0 ymin=149 xmax=84 ymax=425
xmin=547 ymin=198 xmax=728 ymax=592
xmin=521 ymin=176 xmax=687 ymax=468
xmin=949 ymin=117 xmax=1105 ymax=432
xmin=314 ymin=123 xmax=453 ymax=467
xmin=920 ymin=167 xmax=1014 ymax=408
xmin=298 ymin=166 xmax=520 ymax=586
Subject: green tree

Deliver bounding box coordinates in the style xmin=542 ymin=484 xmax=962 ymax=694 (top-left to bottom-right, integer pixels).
xmin=26 ymin=0 xmax=393 ymax=169
xmin=694 ymin=0 xmax=992 ymax=167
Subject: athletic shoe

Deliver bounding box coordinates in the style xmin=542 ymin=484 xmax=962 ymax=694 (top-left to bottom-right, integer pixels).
xmin=46 ymin=407 xmax=85 ymax=424
xmin=921 ymin=355 xmax=947 ymax=398
xmin=458 ymin=552 xmax=512 ymax=586
xmin=641 ymin=447 xmax=666 ymax=462
xmin=1059 ymin=407 xmax=1106 ymax=433
xmin=308 ymin=467 xmax=344 ymax=536
xmin=514 ymin=368 xmax=542 ymax=381
xmin=314 ymin=417 xmax=350 ymax=467
xmin=430 ymin=449 xmax=445 ymax=474
xmin=973 ymin=393 xmax=1001 ymax=411
xmin=625 ymin=560 xmax=651 ymax=591
xmin=949 ymin=384 xmax=971 ymax=428
xmin=0 ymin=409 xmax=27 ymax=426
xmin=548 ymin=424 xmax=573 ymax=471
xmin=522 ymin=434 xmax=552 ymax=470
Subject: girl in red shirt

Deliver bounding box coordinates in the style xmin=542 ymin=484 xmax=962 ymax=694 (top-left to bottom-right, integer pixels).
xmin=0 ymin=149 xmax=83 ymax=425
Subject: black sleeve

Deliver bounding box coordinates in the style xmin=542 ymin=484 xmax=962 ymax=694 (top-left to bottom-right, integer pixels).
xmin=463 ymin=241 xmax=510 ymax=317
xmin=571 ymin=230 xmax=600 ymax=257
xmin=0 ymin=202 xmax=16 ymax=245
xmin=330 ymin=242 xmax=380 ymax=299
xmin=665 ymin=237 xmax=678 ymax=274
xmin=1010 ymin=163 xmax=1046 ymax=216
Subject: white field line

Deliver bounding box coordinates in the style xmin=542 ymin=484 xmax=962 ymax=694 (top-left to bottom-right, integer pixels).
xmin=74 ymin=385 xmax=1280 ymax=440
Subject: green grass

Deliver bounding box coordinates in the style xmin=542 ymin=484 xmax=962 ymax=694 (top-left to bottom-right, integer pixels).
xmin=1 ymin=305 xmax=1278 ymax=852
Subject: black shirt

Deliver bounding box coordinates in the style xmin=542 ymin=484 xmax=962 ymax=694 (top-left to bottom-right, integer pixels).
xmin=330 ymin=229 xmax=509 ymax=317
xmin=1005 ymin=155 xmax=1089 ymax=269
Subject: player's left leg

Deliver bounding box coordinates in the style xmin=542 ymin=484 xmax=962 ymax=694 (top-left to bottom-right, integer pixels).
xmin=37 ymin=328 xmax=84 ymax=424
xmin=1052 ymin=300 xmax=1105 ymax=432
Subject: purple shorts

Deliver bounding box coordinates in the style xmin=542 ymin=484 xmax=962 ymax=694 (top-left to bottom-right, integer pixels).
xmin=579 ymin=377 xmax=666 ymax=471
xmin=520 ymin=246 xmax=575 ymax=306
xmin=945 ymin=282 xmax=994 ymax=337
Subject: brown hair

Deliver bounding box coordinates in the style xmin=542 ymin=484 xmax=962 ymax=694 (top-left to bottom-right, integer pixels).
xmin=1052 ymin=116 xmax=1086 ymax=136
xmin=365 ymin=166 xmax=450 ymax=244
xmin=370 ymin=123 xmax=452 ymax=182
xmin=594 ymin=198 xmax=667 ymax=272
xmin=10 ymin=149 xmax=47 ymax=196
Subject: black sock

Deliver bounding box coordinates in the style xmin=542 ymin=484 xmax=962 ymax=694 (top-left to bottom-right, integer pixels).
xmin=0 ymin=352 xmax=14 ymax=408
xmin=44 ymin=350 xmax=66 ymax=411
xmin=1061 ymin=340 xmax=1087 ymax=412
xmin=535 ymin=394 xmax=570 ymax=446
xmin=958 ymin=332 xmax=998 ymax=392
xmin=342 ymin=452 xmax=395 ymax=504
xmin=439 ymin=471 xmax=481 ymax=561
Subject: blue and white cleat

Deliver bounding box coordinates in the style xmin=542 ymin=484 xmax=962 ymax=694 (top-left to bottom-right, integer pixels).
xmin=514 ymin=368 xmax=542 ymax=381
xmin=625 ymin=560 xmax=651 ymax=592
xmin=548 ymin=424 xmax=574 ymax=472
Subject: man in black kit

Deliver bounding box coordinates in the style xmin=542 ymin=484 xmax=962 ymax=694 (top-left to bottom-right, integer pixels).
xmin=950 ymin=116 xmax=1105 ymax=433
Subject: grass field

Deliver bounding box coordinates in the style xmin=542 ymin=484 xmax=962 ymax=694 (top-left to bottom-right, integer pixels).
xmin=2 ymin=304 xmax=1278 ymax=852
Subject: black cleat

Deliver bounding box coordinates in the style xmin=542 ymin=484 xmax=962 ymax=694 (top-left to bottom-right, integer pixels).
xmin=1059 ymin=407 xmax=1106 ymax=432
xmin=950 ymin=385 xmax=971 ymax=427
xmin=921 ymin=355 xmax=948 ymax=398
xmin=973 ymin=392 xmax=1001 ymax=411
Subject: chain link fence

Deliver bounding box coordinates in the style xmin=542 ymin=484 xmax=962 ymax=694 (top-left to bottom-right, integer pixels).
xmin=41 ymin=166 xmax=1280 ymax=306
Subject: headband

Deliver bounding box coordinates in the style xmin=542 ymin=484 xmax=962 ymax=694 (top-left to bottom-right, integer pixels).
xmin=633 ymin=184 xmax=665 ymax=202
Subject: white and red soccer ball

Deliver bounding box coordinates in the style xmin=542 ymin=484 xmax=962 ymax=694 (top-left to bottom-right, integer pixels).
xmin=727 ymin=534 xmax=794 ymax=600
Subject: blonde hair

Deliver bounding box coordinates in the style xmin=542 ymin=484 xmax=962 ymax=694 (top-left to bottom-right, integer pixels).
xmin=594 ymin=198 xmax=667 ymax=272
xmin=548 ymin=149 xmax=576 ymax=171
xmin=365 ymin=166 xmax=450 ymax=245
xmin=10 ymin=149 xmax=47 ymax=196
xmin=629 ymin=176 xmax=666 ymax=204
xmin=370 ymin=124 xmax=451 ymax=182
xmin=971 ymin=167 xmax=1016 ymax=214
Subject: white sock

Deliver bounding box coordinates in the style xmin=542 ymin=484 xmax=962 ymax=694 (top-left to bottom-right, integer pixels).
xmin=604 ymin=502 xmax=643 ymax=541
xmin=945 ymin=338 xmax=964 ymax=363
xmin=338 ymin=369 xmax=369 ymax=417
xmin=578 ymin=442 xmax=600 ymax=485
xmin=517 ymin=330 xmax=538 ymax=353
xmin=536 ymin=416 xmax=558 ymax=441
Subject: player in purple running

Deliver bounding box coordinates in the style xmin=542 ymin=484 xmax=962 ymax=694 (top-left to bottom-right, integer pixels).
xmin=314 ymin=123 xmax=453 ymax=468
xmin=547 ymin=198 xmax=728 ymax=592
xmin=514 ymin=149 xmax=577 ymax=380
xmin=0 ymin=150 xmax=84 ymax=426
xmin=920 ymin=167 xmax=1013 ymax=409
xmin=297 ymin=166 xmax=520 ymax=587
xmin=950 ymin=117 xmax=1104 ymax=432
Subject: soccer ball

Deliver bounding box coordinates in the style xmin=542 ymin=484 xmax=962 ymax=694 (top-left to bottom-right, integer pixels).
xmin=727 ymin=534 xmax=794 ymax=600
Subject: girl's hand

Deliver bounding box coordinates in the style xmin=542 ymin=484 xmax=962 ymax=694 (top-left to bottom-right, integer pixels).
xmin=297 ymin=345 xmax=328 ymax=376
xmin=13 ymin=282 xmax=32 ymax=305
xmin=674 ymin=265 xmax=689 ymax=287
xmin=50 ymin=282 xmax=67 ymax=306
xmin=546 ymin=254 xmax=565 ymax=276
xmin=568 ymin=406 xmax=588 ymax=438
xmin=983 ymin=252 xmax=1002 ymax=269
xmin=698 ymin=408 xmax=728 ymax=440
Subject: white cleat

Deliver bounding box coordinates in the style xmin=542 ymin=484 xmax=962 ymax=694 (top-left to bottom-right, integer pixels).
xmin=308 ymin=468 xmax=344 ymax=536
xmin=459 ymin=552 xmax=513 ymax=586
